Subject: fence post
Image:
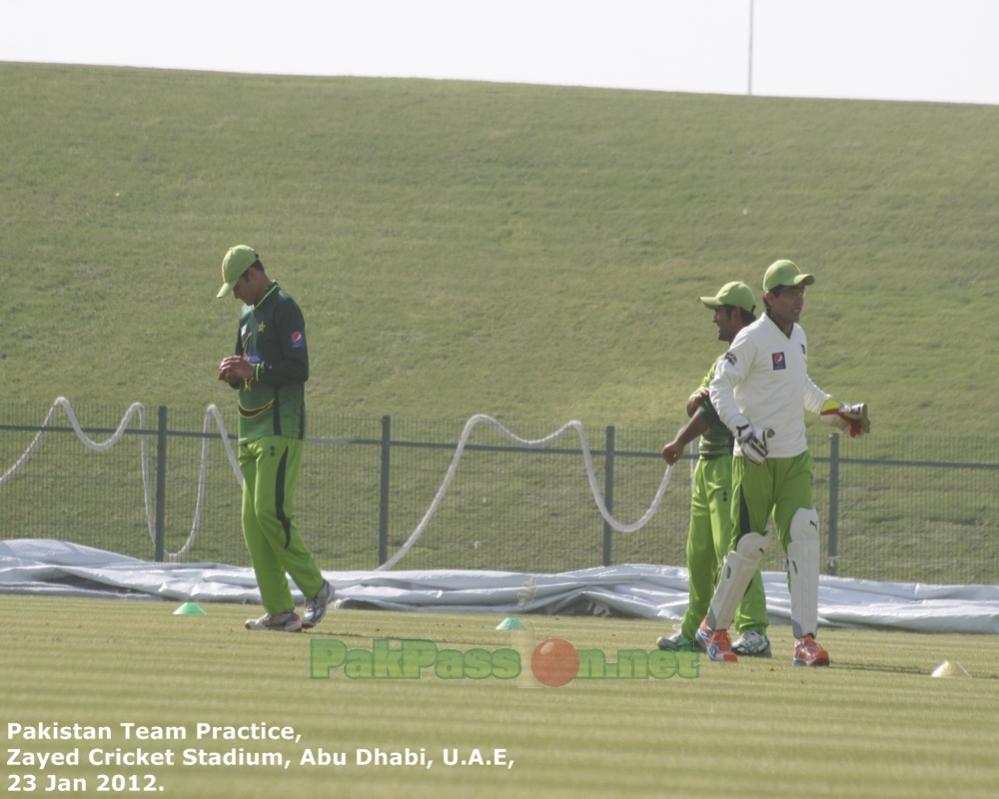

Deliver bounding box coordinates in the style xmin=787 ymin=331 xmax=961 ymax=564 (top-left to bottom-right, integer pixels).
xmin=154 ymin=405 xmax=167 ymax=562
xmin=826 ymin=433 xmax=840 ymax=575
xmin=602 ymin=425 xmax=615 ymax=566
xmin=378 ymin=415 xmax=391 ymax=565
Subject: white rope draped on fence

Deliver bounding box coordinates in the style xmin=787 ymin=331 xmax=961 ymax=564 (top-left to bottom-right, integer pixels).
xmin=2 ymin=399 xmax=675 ymax=569
xmin=375 ymin=414 xmax=674 ymax=570
xmin=0 ymin=398 xmax=157 ymax=542
xmin=181 ymin=405 xmax=243 ymax=560
xmin=0 ymin=397 xmax=242 ymax=561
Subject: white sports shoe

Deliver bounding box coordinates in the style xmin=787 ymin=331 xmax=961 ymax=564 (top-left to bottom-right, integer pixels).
xmin=302 ymin=580 xmax=334 ymax=629
xmin=656 ymin=630 xmax=695 ymax=651
xmin=732 ymin=629 xmax=772 ymax=657
xmin=245 ymin=610 xmax=302 ymax=632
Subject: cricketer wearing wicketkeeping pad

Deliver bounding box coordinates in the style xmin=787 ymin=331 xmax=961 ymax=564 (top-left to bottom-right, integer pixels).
xmin=216 ymin=245 xmax=333 ymax=633
xmin=696 ymin=259 xmax=869 ymax=666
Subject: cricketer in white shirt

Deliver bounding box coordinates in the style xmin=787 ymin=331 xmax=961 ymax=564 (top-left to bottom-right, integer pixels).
xmin=694 ymin=260 xmax=870 ymax=666
xmin=708 ymin=313 xmax=830 ymax=458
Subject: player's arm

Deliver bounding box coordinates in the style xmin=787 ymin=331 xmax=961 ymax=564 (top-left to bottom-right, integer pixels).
xmin=685 ymin=363 xmax=716 ymax=417
xmin=710 ymin=335 xmax=769 ymax=463
xmin=254 ymin=300 xmax=309 ymax=386
xmin=708 ymin=336 xmax=752 ymax=435
xmin=797 ymin=328 xmax=829 ymax=415
xmin=802 ymin=374 xmax=830 ymax=415
xmin=800 ymin=339 xmax=870 ymax=436
xmin=686 ymin=388 xmax=709 ymax=417
xmin=661 ymin=411 xmax=710 ymax=465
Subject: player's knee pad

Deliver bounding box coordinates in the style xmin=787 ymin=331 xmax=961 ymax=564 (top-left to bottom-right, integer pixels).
xmin=789 ymin=507 xmax=819 ymax=545
xmin=787 ymin=507 xmax=820 ymax=573
xmin=707 ymin=532 xmax=769 ymax=631
xmin=787 ymin=508 xmax=820 ymax=639
xmin=735 ymin=530 xmax=770 ymax=559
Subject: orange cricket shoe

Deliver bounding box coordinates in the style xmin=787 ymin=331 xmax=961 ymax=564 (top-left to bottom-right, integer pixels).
xmin=695 ymin=619 xmax=738 ymax=663
xmin=792 ymin=634 xmax=830 ymax=667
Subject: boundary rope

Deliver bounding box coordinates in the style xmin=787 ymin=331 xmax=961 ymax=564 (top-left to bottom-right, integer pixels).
xmin=376 ymin=414 xmax=673 ymax=570
xmin=0 ymin=397 xmax=242 ymax=561
xmin=2 ymin=400 xmax=674 ymax=569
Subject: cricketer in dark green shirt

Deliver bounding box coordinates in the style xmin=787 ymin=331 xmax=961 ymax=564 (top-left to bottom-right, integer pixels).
xmin=228 ymin=282 xmax=308 ymax=442
xmin=694 ymin=357 xmax=734 ymax=460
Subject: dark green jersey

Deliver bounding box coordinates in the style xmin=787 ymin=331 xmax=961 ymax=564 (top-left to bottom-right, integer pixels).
xmin=229 ymin=282 xmax=308 ymax=442
xmin=695 ymin=356 xmax=734 ymax=460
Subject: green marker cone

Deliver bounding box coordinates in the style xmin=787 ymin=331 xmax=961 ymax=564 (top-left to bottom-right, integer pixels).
xmin=495 ymin=616 xmax=526 ymax=631
xmin=173 ymin=602 xmax=206 ymax=616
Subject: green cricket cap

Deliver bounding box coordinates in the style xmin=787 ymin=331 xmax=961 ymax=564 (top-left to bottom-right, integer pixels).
xmin=216 ymin=245 xmax=259 ymax=298
xmin=700 ymin=281 xmax=756 ymax=313
xmin=763 ymin=259 xmax=814 ymax=292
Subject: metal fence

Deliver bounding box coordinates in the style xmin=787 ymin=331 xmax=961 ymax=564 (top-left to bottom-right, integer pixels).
xmin=1 ymin=401 xmax=997 ymax=585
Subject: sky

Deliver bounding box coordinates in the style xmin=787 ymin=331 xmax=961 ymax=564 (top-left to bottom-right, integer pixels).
xmin=1 ymin=0 xmax=998 ymax=105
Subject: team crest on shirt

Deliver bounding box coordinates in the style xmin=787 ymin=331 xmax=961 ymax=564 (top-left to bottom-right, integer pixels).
xmin=290 ymin=331 xmax=305 ymax=349
xmin=771 ymin=352 xmax=786 ymax=370
xmin=724 ymin=351 xmax=737 ymax=366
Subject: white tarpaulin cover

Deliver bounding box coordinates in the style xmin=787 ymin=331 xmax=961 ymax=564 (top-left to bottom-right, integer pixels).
xmin=1 ymin=539 xmax=997 ymax=634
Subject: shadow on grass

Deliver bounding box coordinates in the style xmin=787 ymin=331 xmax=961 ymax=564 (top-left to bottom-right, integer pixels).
xmin=836 ymin=661 xmax=999 ymax=680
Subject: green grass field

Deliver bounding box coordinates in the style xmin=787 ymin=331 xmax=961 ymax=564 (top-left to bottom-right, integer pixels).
xmin=3 ymin=596 xmax=998 ymax=799
xmin=3 ymin=62 xmax=999 ymax=434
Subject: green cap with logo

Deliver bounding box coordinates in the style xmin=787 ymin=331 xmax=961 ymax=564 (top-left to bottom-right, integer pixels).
xmin=763 ymin=259 xmax=814 ymax=292
xmin=700 ymin=280 xmax=756 ymax=313
xmin=216 ymin=245 xmax=259 ymax=298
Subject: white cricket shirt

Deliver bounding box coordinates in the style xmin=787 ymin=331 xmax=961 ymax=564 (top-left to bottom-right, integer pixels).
xmin=709 ymin=313 xmax=829 ymax=458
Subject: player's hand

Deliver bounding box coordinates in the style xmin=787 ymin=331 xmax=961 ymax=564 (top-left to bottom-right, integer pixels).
xmin=218 ymin=356 xmax=252 ymax=382
xmin=736 ymin=424 xmax=768 ymax=464
xmin=661 ymin=439 xmax=684 ymax=465
xmin=821 ymin=400 xmax=870 ymax=437
xmin=837 ymin=403 xmax=870 ymax=437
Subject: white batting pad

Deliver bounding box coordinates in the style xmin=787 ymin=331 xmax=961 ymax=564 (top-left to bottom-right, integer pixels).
xmin=787 ymin=507 xmax=821 ymax=638
xmin=707 ymin=532 xmax=769 ymax=631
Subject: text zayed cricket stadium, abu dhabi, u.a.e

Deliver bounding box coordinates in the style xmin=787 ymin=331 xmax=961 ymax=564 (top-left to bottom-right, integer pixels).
xmin=5 ymin=719 xmax=521 ymax=792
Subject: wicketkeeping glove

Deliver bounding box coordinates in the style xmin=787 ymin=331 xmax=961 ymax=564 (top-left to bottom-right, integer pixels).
xmin=820 ymin=399 xmax=870 ymax=438
xmin=735 ymin=424 xmax=769 ymax=464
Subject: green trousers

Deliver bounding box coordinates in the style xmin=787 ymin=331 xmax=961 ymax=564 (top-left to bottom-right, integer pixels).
xmin=681 ymin=456 xmax=769 ymax=639
xmin=732 ymin=451 xmax=814 ymax=551
xmin=239 ymin=436 xmax=324 ymax=615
